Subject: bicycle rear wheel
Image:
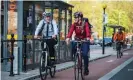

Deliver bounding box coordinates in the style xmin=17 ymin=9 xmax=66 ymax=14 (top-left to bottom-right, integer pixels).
xmin=117 ymin=50 xmax=121 ymax=58
xmin=39 ymin=52 xmax=47 ymax=80
xmin=80 ymin=56 xmax=85 ymax=80
xmin=119 ymin=50 xmax=121 ymax=58
xmin=50 ymin=65 xmax=56 ymax=78
xmin=117 ymin=51 xmax=119 ymax=58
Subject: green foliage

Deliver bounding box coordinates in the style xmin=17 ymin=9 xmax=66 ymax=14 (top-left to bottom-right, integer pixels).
xmin=69 ymin=1 xmax=133 ymax=37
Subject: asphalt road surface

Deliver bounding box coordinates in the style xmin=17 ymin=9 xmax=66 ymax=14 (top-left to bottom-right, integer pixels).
xmin=109 ymin=50 xmax=133 ymax=80
xmin=110 ymin=60 xmax=133 ymax=80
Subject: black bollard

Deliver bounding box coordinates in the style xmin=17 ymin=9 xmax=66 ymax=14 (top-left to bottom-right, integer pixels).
xmin=23 ymin=35 xmax=27 ymax=72
xmin=9 ymin=34 xmax=15 ymax=76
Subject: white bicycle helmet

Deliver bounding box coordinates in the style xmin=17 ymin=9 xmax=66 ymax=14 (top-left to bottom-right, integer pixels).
xmin=42 ymin=11 xmax=51 ymax=17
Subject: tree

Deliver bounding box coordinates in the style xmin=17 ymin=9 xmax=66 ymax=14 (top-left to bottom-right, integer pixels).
xmin=68 ymin=1 xmax=133 ymax=37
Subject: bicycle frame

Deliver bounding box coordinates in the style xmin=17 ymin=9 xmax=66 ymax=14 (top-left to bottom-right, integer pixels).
xmin=116 ymin=42 xmax=123 ymax=51
xmin=116 ymin=42 xmax=123 ymax=58
xmin=39 ymin=37 xmax=56 ymax=80
xmin=74 ymin=40 xmax=87 ymax=80
xmin=76 ymin=42 xmax=82 ymax=68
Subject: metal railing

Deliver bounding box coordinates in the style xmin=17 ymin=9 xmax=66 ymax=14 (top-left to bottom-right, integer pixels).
xmin=1 ymin=34 xmax=72 ymax=76
xmin=1 ymin=34 xmax=27 ymax=76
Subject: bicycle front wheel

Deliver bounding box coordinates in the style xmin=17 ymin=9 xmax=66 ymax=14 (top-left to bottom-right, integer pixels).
xmin=74 ymin=54 xmax=79 ymax=80
xmin=80 ymin=56 xmax=85 ymax=80
xmin=39 ymin=52 xmax=48 ymax=80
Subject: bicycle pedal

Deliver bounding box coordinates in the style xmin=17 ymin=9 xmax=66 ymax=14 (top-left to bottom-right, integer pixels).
xmin=47 ymin=66 xmax=51 ymax=69
xmin=53 ymin=65 xmax=56 ymax=68
xmin=42 ymin=68 xmax=46 ymax=72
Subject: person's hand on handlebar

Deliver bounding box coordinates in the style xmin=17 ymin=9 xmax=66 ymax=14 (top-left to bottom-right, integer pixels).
xmin=65 ymin=38 xmax=70 ymax=45
xmin=34 ymin=35 xmax=38 ymax=39
xmin=52 ymin=35 xmax=57 ymax=39
xmin=115 ymin=40 xmax=124 ymax=43
xmin=86 ymin=37 xmax=90 ymax=41
xmin=34 ymin=35 xmax=42 ymax=39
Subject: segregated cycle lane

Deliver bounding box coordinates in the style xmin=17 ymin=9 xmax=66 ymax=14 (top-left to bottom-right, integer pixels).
xmin=35 ymin=49 xmax=133 ymax=80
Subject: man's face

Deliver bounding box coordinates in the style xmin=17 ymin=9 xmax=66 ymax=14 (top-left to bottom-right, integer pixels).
xmin=74 ymin=17 xmax=79 ymax=23
xmin=118 ymin=29 xmax=122 ymax=33
xmin=45 ymin=16 xmax=51 ymax=22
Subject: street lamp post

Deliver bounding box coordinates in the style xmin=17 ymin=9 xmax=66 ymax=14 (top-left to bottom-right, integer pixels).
xmin=102 ymin=4 xmax=107 ymax=55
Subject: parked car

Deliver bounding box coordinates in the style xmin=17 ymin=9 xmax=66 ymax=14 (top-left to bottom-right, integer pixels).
xmin=94 ymin=39 xmax=100 ymax=45
xmin=90 ymin=39 xmax=94 ymax=45
xmin=99 ymin=38 xmax=112 ymax=47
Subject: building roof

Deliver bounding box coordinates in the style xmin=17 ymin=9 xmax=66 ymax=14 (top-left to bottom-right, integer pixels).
xmin=59 ymin=1 xmax=74 ymax=7
xmin=44 ymin=1 xmax=74 ymax=9
xmin=107 ymin=25 xmax=125 ymax=30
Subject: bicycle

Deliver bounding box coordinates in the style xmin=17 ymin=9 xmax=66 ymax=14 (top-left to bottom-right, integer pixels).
xmin=73 ymin=39 xmax=89 ymax=80
xmin=35 ymin=37 xmax=56 ymax=80
xmin=116 ymin=41 xmax=123 ymax=58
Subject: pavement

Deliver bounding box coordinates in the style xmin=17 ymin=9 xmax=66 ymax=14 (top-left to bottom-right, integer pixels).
xmin=1 ymin=46 xmax=132 ymax=80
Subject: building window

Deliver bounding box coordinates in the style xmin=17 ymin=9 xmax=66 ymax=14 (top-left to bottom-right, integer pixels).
xmin=35 ymin=4 xmax=44 ymax=26
xmin=60 ymin=10 xmax=65 ymax=40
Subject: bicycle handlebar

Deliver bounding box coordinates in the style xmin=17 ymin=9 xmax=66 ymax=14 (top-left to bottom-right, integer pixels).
xmin=115 ymin=41 xmax=124 ymax=43
xmin=33 ymin=36 xmax=53 ymax=41
xmin=73 ymin=40 xmax=89 ymax=43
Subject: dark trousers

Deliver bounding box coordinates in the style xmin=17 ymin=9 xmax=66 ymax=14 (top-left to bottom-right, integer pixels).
xmin=41 ymin=39 xmax=57 ymax=61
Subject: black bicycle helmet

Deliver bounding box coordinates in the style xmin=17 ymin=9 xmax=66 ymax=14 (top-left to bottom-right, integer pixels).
xmin=73 ymin=11 xmax=83 ymax=18
xmin=74 ymin=12 xmax=79 ymax=18
xmin=78 ymin=12 xmax=83 ymax=18
xmin=118 ymin=27 xmax=122 ymax=30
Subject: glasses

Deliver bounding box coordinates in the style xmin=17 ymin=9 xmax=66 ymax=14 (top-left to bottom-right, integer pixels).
xmin=74 ymin=17 xmax=78 ymax=18
xmin=46 ymin=16 xmax=50 ymax=17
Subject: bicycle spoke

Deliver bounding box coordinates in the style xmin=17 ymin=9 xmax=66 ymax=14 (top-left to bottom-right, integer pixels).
xmin=74 ymin=56 xmax=79 ymax=80
xmin=50 ymin=66 xmax=56 ymax=78
xmin=39 ymin=53 xmax=47 ymax=80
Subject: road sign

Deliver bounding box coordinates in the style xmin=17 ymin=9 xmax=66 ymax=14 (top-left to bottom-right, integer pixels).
xmin=103 ymin=14 xmax=108 ymax=24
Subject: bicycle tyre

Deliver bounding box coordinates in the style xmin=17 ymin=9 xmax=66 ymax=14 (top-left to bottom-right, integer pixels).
xmin=74 ymin=54 xmax=80 ymax=80
xmin=50 ymin=65 xmax=56 ymax=78
xmin=117 ymin=51 xmax=119 ymax=58
xmin=80 ymin=55 xmax=85 ymax=80
xmin=39 ymin=52 xmax=47 ymax=80
xmin=117 ymin=50 xmax=121 ymax=58
xmin=119 ymin=50 xmax=121 ymax=58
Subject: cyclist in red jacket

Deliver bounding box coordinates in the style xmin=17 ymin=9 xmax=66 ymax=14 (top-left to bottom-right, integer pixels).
xmin=66 ymin=12 xmax=91 ymax=75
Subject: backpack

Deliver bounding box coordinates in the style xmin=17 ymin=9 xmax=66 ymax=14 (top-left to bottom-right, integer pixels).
xmin=83 ymin=18 xmax=93 ymax=34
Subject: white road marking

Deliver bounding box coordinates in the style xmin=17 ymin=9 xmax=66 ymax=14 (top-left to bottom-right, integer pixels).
xmin=124 ymin=53 xmax=129 ymax=55
xmin=106 ymin=60 xmax=114 ymax=62
xmin=98 ymin=57 xmax=133 ymax=80
xmin=128 ymin=69 xmax=133 ymax=71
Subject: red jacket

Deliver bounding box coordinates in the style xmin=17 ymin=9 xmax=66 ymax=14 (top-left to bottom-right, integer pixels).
xmin=67 ymin=22 xmax=91 ymax=39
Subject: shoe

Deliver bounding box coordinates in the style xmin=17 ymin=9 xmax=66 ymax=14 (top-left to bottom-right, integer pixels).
xmin=121 ymin=52 xmax=123 ymax=56
xmin=84 ymin=68 xmax=89 ymax=76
